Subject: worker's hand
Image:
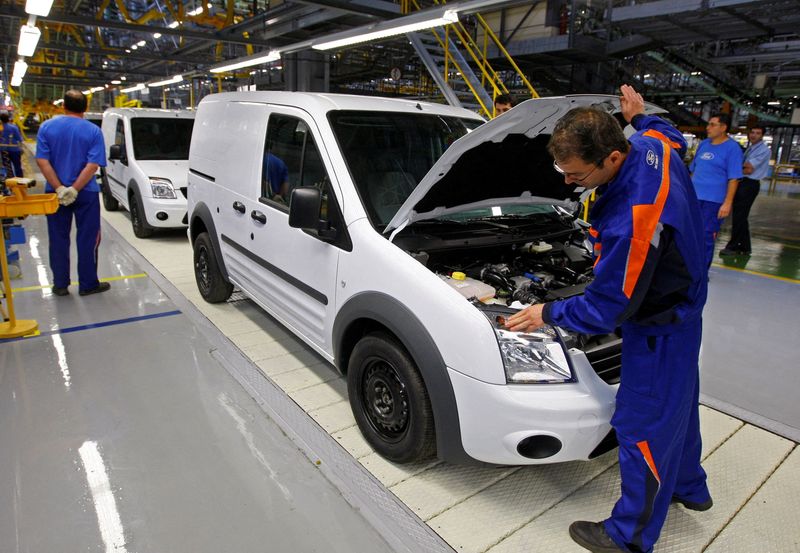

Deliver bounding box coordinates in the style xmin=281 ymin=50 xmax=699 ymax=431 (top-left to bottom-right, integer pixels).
xmin=57 ymin=186 xmax=78 ymax=206
xmin=619 ymin=84 xmax=645 ymax=124
xmin=504 ymin=303 xmax=547 ymax=333
xmin=718 ymin=201 xmax=732 ymax=219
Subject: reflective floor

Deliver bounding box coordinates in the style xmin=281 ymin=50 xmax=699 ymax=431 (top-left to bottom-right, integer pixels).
xmin=0 ymin=216 xmax=394 ymax=553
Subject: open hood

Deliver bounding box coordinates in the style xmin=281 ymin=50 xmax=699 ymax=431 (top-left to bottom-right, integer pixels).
xmin=384 ymin=94 xmax=666 ymax=235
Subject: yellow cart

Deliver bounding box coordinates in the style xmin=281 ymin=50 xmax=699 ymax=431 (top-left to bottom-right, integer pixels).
xmin=0 ymin=178 xmax=58 ymax=338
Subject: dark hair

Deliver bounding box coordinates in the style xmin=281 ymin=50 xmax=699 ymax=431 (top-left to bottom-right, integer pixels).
xmin=494 ymin=94 xmax=513 ymax=106
xmin=0 ymin=113 xmax=9 ymax=123
xmin=748 ymin=122 xmax=766 ymax=133
xmin=547 ymin=107 xmax=629 ymax=166
xmin=64 ymin=89 xmax=88 ymax=113
xmin=709 ymin=112 xmax=731 ymax=130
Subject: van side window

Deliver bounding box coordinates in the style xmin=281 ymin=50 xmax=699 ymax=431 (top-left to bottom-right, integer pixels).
xmin=114 ymin=119 xmax=127 ymax=164
xmin=262 ymin=114 xmax=330 ymax=212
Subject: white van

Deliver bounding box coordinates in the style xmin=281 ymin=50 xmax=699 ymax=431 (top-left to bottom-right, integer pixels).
xmin=101 ymin=108 xmax=195 ymax=237
xmin=186 ymin=92 xmax=654 ymax=466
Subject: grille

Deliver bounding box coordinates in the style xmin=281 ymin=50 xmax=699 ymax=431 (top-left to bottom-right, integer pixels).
xmin=584 ymin=338 xmax=621 ymax=384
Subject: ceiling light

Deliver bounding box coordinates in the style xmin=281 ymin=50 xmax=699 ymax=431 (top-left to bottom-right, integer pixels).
xmin=149 ymin=74 xmax=183 ymax=87
xmin=53 ymin=99 xmax=63 ymax=105
xmin=131 ymin=45 xmax=138 ymax=50
xmin=11 ymin=75 xmax=23 ymax=87
xmin=111 ymin=80 xmax=122 ymax=84
xmin=137 ymin=40 xmax=146 ymax=47
xmin=90 ymin=86 xmax=104 ymax=93
xmin=82 ymin=89 xmax=92 ymax=94
xmin=25 ymin=0 xmax=54 ymax=16
xmin=210 ymin=51 xmax=280 ymax=73
xmin=313 ymin=9 xmax=458 ymax=50
xmin=168 ymin=21 xmax=179 ymax=28
xmin=767 ymin=101 xmax=781 ymax=105
xmin=121 ymin=76 xmax=126 ymax=80
xmin=121 ymin=83 xmax=145 ymax=93
xmin=153 ymin=32 xmax=162 ymax=38
xmin=18 ymin=24 xmax=41 ymax=57
xmin=125 ymin=49 xmax=131 ymax=53
xmin=12 ymin=60 xmax=28 ymax=81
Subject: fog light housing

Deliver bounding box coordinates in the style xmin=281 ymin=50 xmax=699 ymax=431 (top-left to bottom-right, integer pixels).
xmin=156 ymin=211 xmax=168 ymax=221
xmin=517 ymin=435 xmax=562 ymax=459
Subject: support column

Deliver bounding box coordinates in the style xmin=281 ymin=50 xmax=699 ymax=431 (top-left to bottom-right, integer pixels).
xmin=284 ymin=51 xmax=329 ymax=92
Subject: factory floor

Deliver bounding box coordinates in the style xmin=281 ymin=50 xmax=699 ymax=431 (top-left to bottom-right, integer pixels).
xmin=2 ymin=166 xmax=798 ymax=552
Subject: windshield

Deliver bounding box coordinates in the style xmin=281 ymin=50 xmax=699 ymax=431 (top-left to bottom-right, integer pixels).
xmin=328 ymin=111 xmax=482 ymax=227
xmin=131 ymin=117 xmax=194 ymax=160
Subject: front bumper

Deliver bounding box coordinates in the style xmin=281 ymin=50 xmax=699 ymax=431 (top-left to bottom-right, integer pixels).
xmin=449 ymin=352 xmax=617 ymax=465
xmin=141 ymin=195 xmax=188 ymax=228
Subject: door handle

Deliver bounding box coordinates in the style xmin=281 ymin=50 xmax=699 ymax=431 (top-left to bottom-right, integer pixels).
xmin=251 ymin=210 xmax=267 ymax=224
xmin=233 ymin=201 xmax=246 ymax=214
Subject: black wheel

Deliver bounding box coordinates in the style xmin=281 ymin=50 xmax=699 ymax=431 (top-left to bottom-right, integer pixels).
xmin=193 ymin=232 xmax=233 ymax=303
xmin=348 ymin=332 xmax=436 ymax=463
xmin=100 ymin=170 xmax=119 ymax=211
xmin=129 ymin=191 xmax=154 ymax=238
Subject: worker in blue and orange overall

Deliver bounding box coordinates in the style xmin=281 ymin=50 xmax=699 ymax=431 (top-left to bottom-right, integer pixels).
xmin=506 ymin=85 xmax=711 ymax=553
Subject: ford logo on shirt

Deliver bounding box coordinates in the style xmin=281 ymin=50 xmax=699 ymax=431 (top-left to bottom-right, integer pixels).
xmin=700 ymin=152 xmax=715 ymax=160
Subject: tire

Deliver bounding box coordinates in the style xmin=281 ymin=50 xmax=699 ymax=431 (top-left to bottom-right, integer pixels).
xmin=193 ymin=232 xmax=233 ymax=303
xmin=129 ymin=190 xmax=154 ymax=238
xmin=100 ymin=170 xmax=119 ymax=211
xmin=348 ymin=332 xmax=436 ymax=463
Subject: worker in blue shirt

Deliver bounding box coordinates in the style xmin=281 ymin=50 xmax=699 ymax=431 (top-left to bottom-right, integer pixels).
xmin=721 ymin=123 xmax=770 ymax=256
xmin=0 ymin=111 xmax=25 ymax=177
xmin=689 ymin=113 xmax=743 ymax=267
xmin=263 ymin=150 xmax=290 ymax=203
xmin=507 ymin=85 xmax=711 ymax=553
xmin=36 ymin=90 xmax=109 ymax=297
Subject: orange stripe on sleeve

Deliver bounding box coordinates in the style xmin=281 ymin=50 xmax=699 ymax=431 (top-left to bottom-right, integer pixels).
xmin=622 ymin=143 xmax=671 ymax=298
xmin=589 ymin=227 xmax=599 ymax=238
xmin=643 ymin=129 xmax=682 ymax=150
xmin=636 ymin=440 xmax=661 ymax=485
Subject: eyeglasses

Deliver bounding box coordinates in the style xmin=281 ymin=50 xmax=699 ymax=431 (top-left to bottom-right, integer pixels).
xmin=553 ymin=160 xmax=599 ymax=182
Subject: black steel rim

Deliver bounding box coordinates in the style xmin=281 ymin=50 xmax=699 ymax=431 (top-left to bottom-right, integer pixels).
xmin=195 ymin=246 xmax=210 ymax=294
xmin=360 ymin=358 xmax=409 ymax=443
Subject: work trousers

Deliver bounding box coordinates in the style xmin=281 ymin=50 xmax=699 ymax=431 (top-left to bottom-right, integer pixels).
xmin=724 ymin=177 xmax=760 ymax=253
xmin=604 ymin=320 xmax=710 ymax=553
xmin=1 ymin=150 xmax=23 ymax=177
xmin=47 ymin=190 xmax=102 ymax=292
xmin=697 ymin=200 xmax=722 ymax=269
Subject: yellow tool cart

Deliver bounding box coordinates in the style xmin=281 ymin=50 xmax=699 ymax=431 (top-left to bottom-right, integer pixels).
xmin=0 ymin=177 xmax=58 ymax=338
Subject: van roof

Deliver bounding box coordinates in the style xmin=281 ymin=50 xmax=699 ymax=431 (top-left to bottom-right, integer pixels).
xmin=197 ymin=91 xmax=484 ymax=121
xmin=103 ymin=107 xmax=195 ymax=119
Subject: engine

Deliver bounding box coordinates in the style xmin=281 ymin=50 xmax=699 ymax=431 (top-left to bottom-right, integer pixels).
xmin=422 ymin=238 xmax=595 ymax=307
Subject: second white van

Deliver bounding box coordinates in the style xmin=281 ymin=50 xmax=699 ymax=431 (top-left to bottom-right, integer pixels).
xmin=101 ymin=108 xmax=195 ymax=237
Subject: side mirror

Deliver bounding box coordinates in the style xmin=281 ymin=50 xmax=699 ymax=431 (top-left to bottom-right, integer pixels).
xmin=109 ymin=144 xmax=125 ymax=162
xmin=289 ymin=187 xmax=336 ymax=239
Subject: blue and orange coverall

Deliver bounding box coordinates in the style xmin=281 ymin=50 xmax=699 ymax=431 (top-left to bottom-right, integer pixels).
xmin=542 ymin=115 xmax=710 ymax=553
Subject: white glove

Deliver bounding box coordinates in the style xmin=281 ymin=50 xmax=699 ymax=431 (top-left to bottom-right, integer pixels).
xmin=57 ymin=186 xmax=78 ymax=206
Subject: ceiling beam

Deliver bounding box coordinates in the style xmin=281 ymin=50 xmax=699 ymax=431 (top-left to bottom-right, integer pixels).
xmin=0 ymin=5 xmax=274 ymax=47
xmin=0 ymin=39 xmax=214 ymax=65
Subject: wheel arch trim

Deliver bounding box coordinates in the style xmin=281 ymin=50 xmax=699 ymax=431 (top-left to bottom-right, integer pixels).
xmin=333 ymin=292 xmax=478 ymax=465
xmin=190 ymin=202 xmax=230 ymax=281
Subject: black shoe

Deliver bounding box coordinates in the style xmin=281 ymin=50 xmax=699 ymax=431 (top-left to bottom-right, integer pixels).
xmin=719 ymin=248 xmax=738 ymax=256
xmin=79 ymin=282 xmax=111 ymax=296
xmin=52 ymin=286 xmax=70 ymax=296
xmin=569 ymin=521 xmax=626 ymax=552
xmin=672 ymin=495 xmax=713 ymax=511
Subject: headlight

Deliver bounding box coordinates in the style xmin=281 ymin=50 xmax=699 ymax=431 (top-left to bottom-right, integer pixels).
xmin=483 ymin=308 xmax=574 ymax=384
xmin=150 ymin=177 xmax=176 ymax=199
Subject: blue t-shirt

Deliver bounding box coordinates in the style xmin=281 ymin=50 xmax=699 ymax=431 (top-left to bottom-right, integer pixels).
xmin=689 ymin=138 xmax=743 ymax=203
xmin=36 ymin=115 xmax=106 ymax=193
xmin=0 ymin=122 xmax=23 ymax=153
xmin=263 ymin=152 xmax=289 ymax=196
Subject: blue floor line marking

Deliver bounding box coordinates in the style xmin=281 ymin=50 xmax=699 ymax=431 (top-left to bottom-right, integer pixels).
xmin=0 ymin=310 xmax=182 ymax=344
